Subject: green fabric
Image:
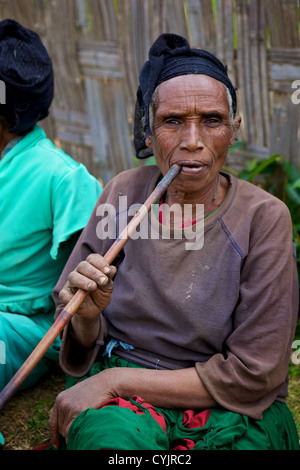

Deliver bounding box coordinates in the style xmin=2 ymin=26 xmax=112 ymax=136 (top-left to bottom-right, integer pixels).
xmin=64 ymin=356 xmax=300 ymax=451
xmin=0 ymin=432 xmax=4 ymax=448
xmin=0 ymin=125 xmax=101 ymax=391
xmin=0 ymin=125 xmax=101 ymax=315
xmin=0 ymin=309 xmax=61 ymax=391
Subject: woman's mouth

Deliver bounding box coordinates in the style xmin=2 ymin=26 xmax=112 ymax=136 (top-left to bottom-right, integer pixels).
xmin=177 ymin=161 xmax=207 ymax=175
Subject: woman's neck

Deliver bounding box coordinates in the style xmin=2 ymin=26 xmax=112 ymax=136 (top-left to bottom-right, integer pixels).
xmin=163 ymin=174 xmax=228 ymax=226
xmin=167 ymin=174 xmax=226 ymax=208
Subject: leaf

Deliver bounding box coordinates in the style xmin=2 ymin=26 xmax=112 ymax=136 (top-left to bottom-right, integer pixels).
xmin=292 ymin=178 xmax=300 ymax=189
xmin=228 ymin=141 xmax=245 ymax=154
xmin=238 ymin=155 xmax=281 ymax=182
xmin=144 ymin=157 xmax=157 ymax=166
xmin=222 ymin=165 xmax=239 ymax=176
xmin=238 ymin=169 xmax=252 ymax=181
xmin=286 ymin=184 xmax=300 ymax=205
xmin=283 ymin=159 xmax=300 ymax=183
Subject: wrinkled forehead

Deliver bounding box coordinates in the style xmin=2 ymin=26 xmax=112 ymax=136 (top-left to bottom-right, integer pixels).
xmin=157 ymin=74 xmax=227 ymax=95
xmin=153 ymin=74 xmax=231 ymax=111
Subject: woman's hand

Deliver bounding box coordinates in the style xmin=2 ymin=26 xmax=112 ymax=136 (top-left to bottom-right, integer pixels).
xmin=49 ymin=369 xmax=119 ymax=448
xmin=59 ymin=254 xmax=117 ymax=321
xmin=49 ymin=366 xmax=217 ymax=448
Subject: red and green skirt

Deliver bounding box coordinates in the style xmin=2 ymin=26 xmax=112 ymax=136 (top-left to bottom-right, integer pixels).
xmin=63 ymin=355 xmax=299 ymax=451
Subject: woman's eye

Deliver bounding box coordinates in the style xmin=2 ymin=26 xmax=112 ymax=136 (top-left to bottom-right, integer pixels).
xmin=165 ymin=118 xmax=180 ymax=125
xmin=205 ymin=118 xmax=221 ymax=126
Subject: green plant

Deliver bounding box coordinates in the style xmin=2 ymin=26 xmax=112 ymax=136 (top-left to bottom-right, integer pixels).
xmin=234 ymin=154 xmax=300 ymax=311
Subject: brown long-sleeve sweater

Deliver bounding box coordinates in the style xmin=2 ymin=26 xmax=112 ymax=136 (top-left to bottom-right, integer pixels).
xmin=53 ymin=166 xmax=299 ymax=420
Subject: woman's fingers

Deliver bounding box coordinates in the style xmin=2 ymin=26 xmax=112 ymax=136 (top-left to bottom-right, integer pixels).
xmin=61 ymin=255 xmax=117 ymax=294
xmin=72 ymin=255 xmax=117 ymax=289
xmin=58 ymin=254 xmax=117 ymax=318
xmin=49 ymin=402 xmax=60 ymax=449
xmin=85 ymin=254 xmax=117 ymax=279
xmin=49 ymin=393 xmax=76 ymax=448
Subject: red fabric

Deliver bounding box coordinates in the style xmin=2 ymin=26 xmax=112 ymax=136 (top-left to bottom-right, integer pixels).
xmin=182 ymin=409 xmax=210 ymax=429
xmin=100 ymin=396 xmax=142 ymax=413
xmin=173 ymin=438 xmax=196 ymax=450
xmin=32 ymin=443 xmax=52 ymax=450
xmin=100 ymin=395 xmax=167 ymax=434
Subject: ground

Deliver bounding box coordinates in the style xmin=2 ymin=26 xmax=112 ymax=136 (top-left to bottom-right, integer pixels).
xmin=0 ymin=362 xmax=299 ymax=450
xmin=0 ymin=365 xmax=65 ymax=450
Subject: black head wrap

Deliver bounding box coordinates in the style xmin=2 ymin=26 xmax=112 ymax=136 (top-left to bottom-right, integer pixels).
xmin=0 ymin=19 xmax=54 ymax=134
xmin=134 ymin=33 xmax=237 ymax=159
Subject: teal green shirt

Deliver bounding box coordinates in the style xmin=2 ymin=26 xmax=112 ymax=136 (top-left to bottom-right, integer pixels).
xmin=0 ymin=125 xmax=102 ymax=315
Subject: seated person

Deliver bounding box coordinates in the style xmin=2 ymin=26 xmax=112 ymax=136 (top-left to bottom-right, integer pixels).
xmin=0 ymin=19 xmax=102 ymax=391
xmin=50 ymin=34 xmax=299 ymax=450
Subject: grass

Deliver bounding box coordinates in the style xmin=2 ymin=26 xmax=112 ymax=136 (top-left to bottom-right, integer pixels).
xmin=287 ymin=362 xmax=300 ymax=440
xmin=0 ymin=365 xmax=65 ymax=450
xmin=0 ymin=361 xmax=299 ymax=450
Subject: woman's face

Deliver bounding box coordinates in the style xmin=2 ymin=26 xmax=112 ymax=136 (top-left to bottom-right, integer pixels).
xmin=0 ymin=116 xmax=17 ymax=156
xmin=146 ymin=74 xmax=241 ymax=198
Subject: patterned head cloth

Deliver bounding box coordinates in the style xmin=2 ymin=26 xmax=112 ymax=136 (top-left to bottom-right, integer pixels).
xmin=0 ymin=19 xmax=54 ymax=133
xmin=134 ymin=33 xmax=237 ymax=159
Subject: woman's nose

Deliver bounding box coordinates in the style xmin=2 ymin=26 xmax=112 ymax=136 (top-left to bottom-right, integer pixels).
xmin=179 ymin=121 xmax=204 ymax=151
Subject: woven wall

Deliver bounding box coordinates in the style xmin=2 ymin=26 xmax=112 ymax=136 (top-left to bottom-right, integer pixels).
xmin=0 ymin=0 xmax=299 ymax=183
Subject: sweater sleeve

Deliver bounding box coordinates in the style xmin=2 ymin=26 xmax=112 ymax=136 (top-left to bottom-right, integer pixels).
xmin=195 ymin=195 xmax=299 ymax=420
xmin=50 ymin=164 xmax=102 ymax=260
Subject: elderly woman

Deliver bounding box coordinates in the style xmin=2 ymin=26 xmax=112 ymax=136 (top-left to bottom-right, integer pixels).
xmin=0 ymin=19 xmax=101 ymax=393
xmin=50 ymin=34 xmax=299 ymax=450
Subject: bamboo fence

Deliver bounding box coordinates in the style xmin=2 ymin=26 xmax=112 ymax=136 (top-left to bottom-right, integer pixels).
xmin=0 ymin=0 xmax=299 ymax=183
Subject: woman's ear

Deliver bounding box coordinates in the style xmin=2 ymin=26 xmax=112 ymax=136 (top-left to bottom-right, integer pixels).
xmin=145 ymin=135 xmax=153 ymax=149
xmin=229 ymin=116 xmax=242 ymax=148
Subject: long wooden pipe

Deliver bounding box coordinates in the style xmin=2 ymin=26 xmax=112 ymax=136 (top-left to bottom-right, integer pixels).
xmin=0 ymin=164 xmax=181 ymax=411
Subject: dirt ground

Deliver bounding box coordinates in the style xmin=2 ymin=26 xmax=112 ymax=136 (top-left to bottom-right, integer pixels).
xmin=0 ymin=364 xmax=299 ymax=451
xmin=0 ymin=366 xmax=65 ymax=450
